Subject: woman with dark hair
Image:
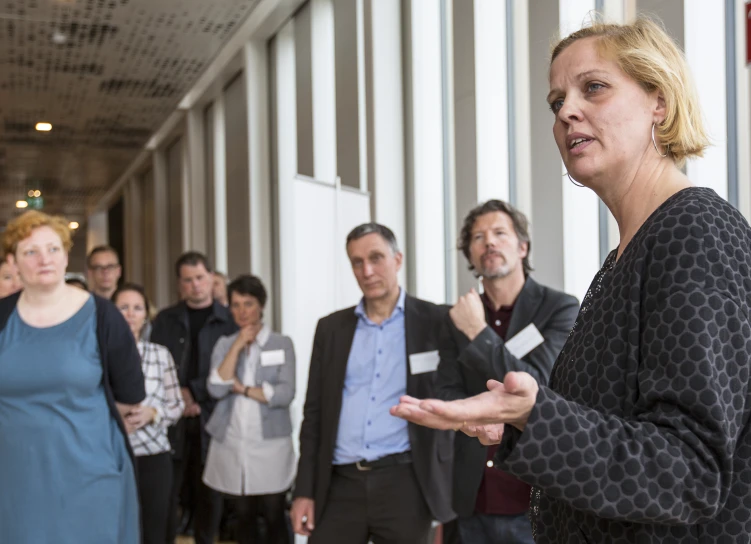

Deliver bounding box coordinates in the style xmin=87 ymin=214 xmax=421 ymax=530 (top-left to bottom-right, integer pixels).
xmin=393 ymin=17 xmax=751 ymax=543
xmin=112 ymin=282 xmax=184 ymax=544
xmin=203 ymin=274 xmax=296 ymax=544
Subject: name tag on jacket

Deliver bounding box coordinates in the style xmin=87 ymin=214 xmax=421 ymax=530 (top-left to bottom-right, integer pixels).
xmin=505 ymin=324 xmax=544 ymax=359
xmin=409 ymin=350 xmax=440 ymax=375
xmin=261 ymin=349 xmax=285 ymax=367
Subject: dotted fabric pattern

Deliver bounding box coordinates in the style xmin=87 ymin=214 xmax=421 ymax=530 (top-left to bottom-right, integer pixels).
xmin=496 ymin=187 xmax=751 ymax=543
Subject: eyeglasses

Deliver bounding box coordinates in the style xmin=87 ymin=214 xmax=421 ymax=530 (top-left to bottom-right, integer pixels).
xmin=89 ymin=264 xmax=120 ymax=273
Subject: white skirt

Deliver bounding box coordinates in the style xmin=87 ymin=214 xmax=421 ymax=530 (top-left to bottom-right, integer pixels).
xmin=203 ymin=433 xmax=296 ymax=496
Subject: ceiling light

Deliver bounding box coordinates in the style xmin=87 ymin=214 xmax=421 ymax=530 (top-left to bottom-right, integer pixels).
xmin=33 ymin=190 xmax=41 ymax=197
xmin=16 ymin=201 xmax=28 ymax=208
xmin=35 ymin=122 xmax=52 ymax=132
xmin=51 ymin=31 xmax=67 ymax=45
xmin=27 ymin=190 xmax=34 ymax=197
xmin=69 ymin=221 xmax=80 ymax=230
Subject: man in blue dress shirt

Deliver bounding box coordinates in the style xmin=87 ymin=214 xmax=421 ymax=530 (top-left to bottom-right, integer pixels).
xmin=291 ymin=223 xmax=455 ymax=543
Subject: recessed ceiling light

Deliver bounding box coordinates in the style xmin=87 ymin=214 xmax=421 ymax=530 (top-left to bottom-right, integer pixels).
xmin=16 ymin=201 xmax=28 ymax=209
xmin=52 ymin=31 xmax=67 ymax=45
xmin=69 ymin=221 xmax=80 ymax=230
xmin=33 ymin=190 xmax=41 ymax=197
xmin=35 ymin=122 xmax=52 ymax=132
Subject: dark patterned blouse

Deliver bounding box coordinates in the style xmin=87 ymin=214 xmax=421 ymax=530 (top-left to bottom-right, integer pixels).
xmin=496 ymin=187 xmax=751 ymax=543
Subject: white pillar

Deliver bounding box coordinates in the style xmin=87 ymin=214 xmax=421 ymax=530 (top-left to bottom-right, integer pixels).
xmin=684 ymin=0 xmax=728 ymax=199
xmin=244 ymin=40 xmax=275 ymax=324
xmin=405 ymin=0 xmax=447 ymax=304
xmin=474 ymin=0 xmax=509 ymax=203
xmin=365 ymin=0 xmax=407 ymax=286
xmin=274 ymin=21 xmax=298 ymax=337
xmin=511 ymin=0 xmax=533 ymax=220
xmin=212 ymin=94 xmax=229 ymax=274
xmin=311 ymin=0 xmax=337 ymax=184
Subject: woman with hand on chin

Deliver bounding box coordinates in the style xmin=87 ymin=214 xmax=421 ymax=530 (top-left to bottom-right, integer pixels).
xmin=203 ymin=274 xmax=296 ymax=544
xmin=0 ymin=211 xmax=145 ymax=543
xmin=393 ymin=18 xmax=751 ymax=543
xmin=112 ymin=282 xmax=185 ymax=544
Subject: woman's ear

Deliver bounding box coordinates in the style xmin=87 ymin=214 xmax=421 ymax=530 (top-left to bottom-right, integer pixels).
xmin=653 ymin=91 xmax=667 ymax=125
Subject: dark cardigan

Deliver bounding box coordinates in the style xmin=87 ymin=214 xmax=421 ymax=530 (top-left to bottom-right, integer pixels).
xmin=0 ymin=291 xmax=146 ymax=462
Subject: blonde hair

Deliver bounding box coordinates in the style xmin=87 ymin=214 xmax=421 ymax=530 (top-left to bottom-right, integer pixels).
xmin=551 ymin=17 xmax=709 ymax=168
xmin=3 ymin=210 xmax=73 ymax=256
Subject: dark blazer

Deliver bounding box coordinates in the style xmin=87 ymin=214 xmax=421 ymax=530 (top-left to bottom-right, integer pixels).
xmin=150 ymin=300 xmax=237 ymax=460
xmin=294 ymin=294 xmax=455 ymax=524
xmin=436 ymin=277 xmax=579 ymax=517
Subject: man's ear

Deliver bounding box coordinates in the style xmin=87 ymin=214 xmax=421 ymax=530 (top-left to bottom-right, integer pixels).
xmin=518 ymin=241 xmax=529 ymax=259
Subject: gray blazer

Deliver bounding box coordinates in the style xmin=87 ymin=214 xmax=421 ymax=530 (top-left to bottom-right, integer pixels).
xmin=205 ymin=330 xmax=296 ymax=441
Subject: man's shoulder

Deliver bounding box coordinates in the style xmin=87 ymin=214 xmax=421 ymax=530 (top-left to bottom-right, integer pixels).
xmin=317 ymin=306 xmax=358 ymax=329
xmin=210 ymin=302 xmax=236 ymax=328
xmin=405 ymin=294 xmax=450 ymax=317
xmin=154 ymin=302 xmax=184 ymax=320
xmin=150 ymin=303 xmax=186 ymax=338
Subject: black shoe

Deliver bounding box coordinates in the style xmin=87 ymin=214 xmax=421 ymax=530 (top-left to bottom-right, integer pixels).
xmin=177 ymin=509 xmax=193 ymax=537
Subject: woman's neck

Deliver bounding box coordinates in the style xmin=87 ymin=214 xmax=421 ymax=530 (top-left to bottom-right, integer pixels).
xmin=20 ymin=282 xmax=68 ymax=307
xmin=598 ymin=160 xmax=692 ymax=260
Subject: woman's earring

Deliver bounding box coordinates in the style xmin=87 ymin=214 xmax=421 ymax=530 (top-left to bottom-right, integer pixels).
xmin=564 ymin=172 xmax=585 ymax=188
xmin=652 ymin=123 xmax=668 ymax=158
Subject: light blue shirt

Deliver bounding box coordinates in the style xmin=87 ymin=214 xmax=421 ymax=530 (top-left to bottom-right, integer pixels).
xmin=333 ymin=288 xmax=410 ymax=464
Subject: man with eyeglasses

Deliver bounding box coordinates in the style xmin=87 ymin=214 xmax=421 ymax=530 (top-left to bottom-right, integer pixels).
xmin=87 ymin=245 xmax=122 ymax=300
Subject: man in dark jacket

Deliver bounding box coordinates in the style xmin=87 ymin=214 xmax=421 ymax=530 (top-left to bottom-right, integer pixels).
xmin=150 ymin=251 xmax=237 ymax=544
xmin=436 ymin=200 xmax=579 ymax=543
xmin=290 ymin=223 xmax=455 ymax=544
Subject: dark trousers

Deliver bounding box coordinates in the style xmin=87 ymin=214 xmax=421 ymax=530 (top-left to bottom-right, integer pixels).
xmin=457 ymin=512 xmax=534 ymax=544
xmin=231 ymin=491 xmax=289 ymax=544
xmin=136 ymin=451 xmax=173 ymax=544
xmin=166 ymin=431 xmax=224 ymax=544
xmin=309 ymin=463 xmax=432 ymax=544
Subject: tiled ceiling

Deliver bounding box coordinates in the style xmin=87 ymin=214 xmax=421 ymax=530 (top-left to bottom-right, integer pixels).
xmin=0 ymin=0 xmax=260 ymax=228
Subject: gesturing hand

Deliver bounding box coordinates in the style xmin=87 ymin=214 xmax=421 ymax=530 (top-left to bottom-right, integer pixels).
xmin=390 ymin=372 xmax=539 ymax=433
xmin=464 ymin=423 xmax=505 ymax=446
xmin=449 ymin=288 xmax=487 ymax=341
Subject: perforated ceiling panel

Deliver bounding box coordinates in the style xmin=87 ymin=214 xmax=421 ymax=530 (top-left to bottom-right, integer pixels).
xmin=0 ymin=0 xmax=260 ymax=227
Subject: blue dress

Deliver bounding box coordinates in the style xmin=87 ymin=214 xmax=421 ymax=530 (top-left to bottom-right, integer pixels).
xmin=0 ymin=297 xmax=139 ymax=543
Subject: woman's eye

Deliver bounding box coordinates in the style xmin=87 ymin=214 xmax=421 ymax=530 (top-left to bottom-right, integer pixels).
xmin=587 ymin=82 xmax=604 ymax=92
xmin=549 ymin=99 xmax=564 ymax=113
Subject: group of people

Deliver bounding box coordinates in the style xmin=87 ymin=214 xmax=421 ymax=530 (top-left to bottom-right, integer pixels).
xmin=1 ymin=15 xmax=751 ymax=544
xmin=0 ymin=223 xmax=296 ymax=544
